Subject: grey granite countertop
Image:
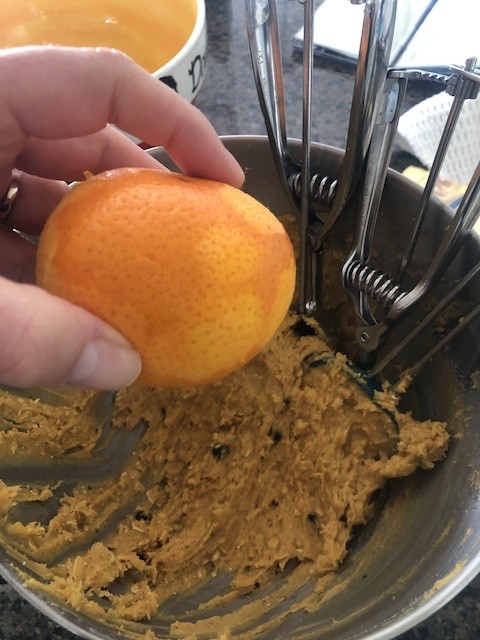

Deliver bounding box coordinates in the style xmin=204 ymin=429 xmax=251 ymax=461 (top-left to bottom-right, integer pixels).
xmin=0 ymin=0 xmax=478 ymax=638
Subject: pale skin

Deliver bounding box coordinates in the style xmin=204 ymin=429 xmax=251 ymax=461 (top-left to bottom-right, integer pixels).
xmin=0 ymin=46 xmax=245 ymax=390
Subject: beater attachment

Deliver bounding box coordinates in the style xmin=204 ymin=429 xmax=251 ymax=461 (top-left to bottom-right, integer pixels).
xmin=246 ymin=0 xmax=480 ymax=380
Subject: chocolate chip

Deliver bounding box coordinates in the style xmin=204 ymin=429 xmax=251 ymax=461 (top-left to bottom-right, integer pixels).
xmin=292 ymin=318 xmax=317 ymax=336
xmin=267 ymin=428 xmax=283 ymax=444
xmin=134 ymin=511 xmax=152 ymax=522
xmin=158 ymin=476 xmax=168 ymax=489
xmin=212 ymin=444 xmax=230 ymax=460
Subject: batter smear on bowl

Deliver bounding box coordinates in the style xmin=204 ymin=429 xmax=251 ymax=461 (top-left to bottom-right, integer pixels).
xmin=0 ymin=314 xmax=448 ymax=636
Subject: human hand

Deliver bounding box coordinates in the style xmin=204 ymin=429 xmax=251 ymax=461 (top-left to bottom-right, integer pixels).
xmin=0 ymin=46 xmax=245 ymax=390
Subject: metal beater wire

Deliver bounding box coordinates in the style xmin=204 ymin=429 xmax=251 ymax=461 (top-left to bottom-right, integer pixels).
xmin=246 ymin=0 xmax=480 ymax=381
xmin=366 ymin=261 xmax=480 ymax=379
xmin=396 ymin=57 xmax=480 ymax=283
xmin=299 ymin=0 xmax=315 ymax=314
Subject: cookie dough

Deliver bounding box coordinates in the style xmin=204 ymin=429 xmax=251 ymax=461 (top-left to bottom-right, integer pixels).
xmin=0 ymin=314 xmax=448 ymax=636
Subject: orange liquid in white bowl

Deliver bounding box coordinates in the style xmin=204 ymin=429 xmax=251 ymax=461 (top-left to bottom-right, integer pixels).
xmin=0 ymin=0 xmax=198 ymax=73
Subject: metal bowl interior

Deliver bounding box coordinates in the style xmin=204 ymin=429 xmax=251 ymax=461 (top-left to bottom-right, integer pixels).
xmin=0 ymin=135 xmax=479 ymax=640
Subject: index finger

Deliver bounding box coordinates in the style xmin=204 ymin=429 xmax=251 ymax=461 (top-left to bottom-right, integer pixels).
xmin=0 ymin=46 xmax=244 ymax=186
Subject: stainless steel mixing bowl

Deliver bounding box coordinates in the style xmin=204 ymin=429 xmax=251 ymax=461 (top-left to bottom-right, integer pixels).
xmin=0 ymin=136 xmax=479 ymax=640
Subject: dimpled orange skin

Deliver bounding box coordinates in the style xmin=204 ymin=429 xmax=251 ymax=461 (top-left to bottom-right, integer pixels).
xmin=36 ymin=168 xmax=296 ymax=387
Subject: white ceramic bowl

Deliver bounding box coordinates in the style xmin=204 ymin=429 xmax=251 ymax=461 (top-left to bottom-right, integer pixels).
xmin=0 ymin=0 xmax=206 ymax=104
xmin=154 ymin=0 xmax=207 ymax=104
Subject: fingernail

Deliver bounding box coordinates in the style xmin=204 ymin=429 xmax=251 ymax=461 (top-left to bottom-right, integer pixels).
xmin=68 ymin=338 xmax=142 ymax=389
xmin=227 ymin=153 xmax=245 ymax=188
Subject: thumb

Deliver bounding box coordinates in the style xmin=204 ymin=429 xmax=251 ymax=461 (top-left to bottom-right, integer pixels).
xmin=0 ymin=277 xmax=142 ymax=389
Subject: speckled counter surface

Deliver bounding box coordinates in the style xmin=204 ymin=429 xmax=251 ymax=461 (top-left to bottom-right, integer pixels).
xmin=0 ymin=1 xmax=479 ymax=638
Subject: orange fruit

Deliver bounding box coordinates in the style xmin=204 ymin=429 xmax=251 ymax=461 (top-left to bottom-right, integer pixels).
xmin=36 ymin=168 xmax=296 ymax=387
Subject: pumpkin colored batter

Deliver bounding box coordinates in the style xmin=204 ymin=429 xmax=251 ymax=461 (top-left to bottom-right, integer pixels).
xmin=0 ymin=314 xmax=448 ymax=637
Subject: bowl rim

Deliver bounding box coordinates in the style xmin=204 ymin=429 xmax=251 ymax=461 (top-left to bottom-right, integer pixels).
xmin=154 ymin=0 xmax=206 ymax=77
